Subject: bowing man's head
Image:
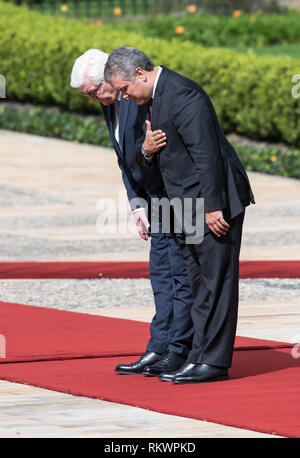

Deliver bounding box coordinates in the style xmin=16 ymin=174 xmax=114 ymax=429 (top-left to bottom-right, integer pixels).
xmin=70 ymin=48 xmax=118 ymax=105
xmin=104 ymin=47 xmax=158 ymax=105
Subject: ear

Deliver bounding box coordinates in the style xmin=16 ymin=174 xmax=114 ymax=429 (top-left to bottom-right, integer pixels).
xmin=135 ymin=67 xmax=147 ymax=82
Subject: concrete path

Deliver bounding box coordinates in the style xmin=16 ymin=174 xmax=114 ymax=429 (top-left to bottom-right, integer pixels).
xmin=0 ymin=129 xmax=299 ymax=438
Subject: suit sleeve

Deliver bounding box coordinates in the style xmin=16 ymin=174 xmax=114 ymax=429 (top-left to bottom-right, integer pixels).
xmin=102 ymin=103 xmax=148 ymax=211
xmin=117 ymin=156 xmax=148 ymax=211
xmin=170 ymin=87 xmax=226 ymax=213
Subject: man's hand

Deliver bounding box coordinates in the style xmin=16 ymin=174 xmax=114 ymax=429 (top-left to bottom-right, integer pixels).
xmin=144 ymin=120 xmax=167 ymax=154
xmin=206 ymin=210 xmax=230 ymax=237
xmin=134 ymin=208 xmax=151 ymax=241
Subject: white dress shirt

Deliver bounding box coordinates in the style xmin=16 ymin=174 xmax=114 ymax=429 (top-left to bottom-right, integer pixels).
xmin=113 ymin=99 xmax=120 ymax=145
xmin=152 ymin=66 xmax=163 ymax=100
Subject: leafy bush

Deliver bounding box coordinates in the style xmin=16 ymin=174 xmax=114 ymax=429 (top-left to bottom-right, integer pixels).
xmin=0 ymin=105 xmax=113 ymax=146
xmin=234 ymin=143 xmax=300 ymax=179
xmin=1 ymin=2 xmax=300 ymax=148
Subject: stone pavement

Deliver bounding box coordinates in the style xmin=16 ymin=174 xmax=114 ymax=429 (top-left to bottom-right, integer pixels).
xmin=0 ymin=129 xmax=299 ymax=438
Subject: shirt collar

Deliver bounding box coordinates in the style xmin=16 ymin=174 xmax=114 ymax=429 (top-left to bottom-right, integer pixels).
xmin=151 ymin=66 xmax=162 ymax=99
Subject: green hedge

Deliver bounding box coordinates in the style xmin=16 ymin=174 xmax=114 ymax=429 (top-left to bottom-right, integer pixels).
xmin=0 ymin=105 xmax=113 ymax=146
xmin=233 ymin=143 xmax=300 ymax=179
xmin=111 ymin=12 xmax=300 ymax=48
xmin=1 ymin=2 xmax=300 ymax=148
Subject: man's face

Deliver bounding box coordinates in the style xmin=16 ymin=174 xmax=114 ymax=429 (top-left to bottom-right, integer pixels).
xmin=110 ymin=71 xmax=152 ymax=105
xmin=80 ymin=78 xmax=118 ymax=105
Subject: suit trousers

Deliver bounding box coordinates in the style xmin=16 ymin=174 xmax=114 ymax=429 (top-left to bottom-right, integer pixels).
xmin=177 ymin=211 xmax=245 ymax=368
xmin=146 ymin=232 xmax=194 ymax=358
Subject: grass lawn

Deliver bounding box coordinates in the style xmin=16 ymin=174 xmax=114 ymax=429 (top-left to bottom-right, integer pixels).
xmin=233 ymin=43 xmax=300 ymax=60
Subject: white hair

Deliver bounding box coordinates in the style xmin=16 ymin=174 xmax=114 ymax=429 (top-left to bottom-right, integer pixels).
xmin=70 ymin=48 xmax=109 ymax=88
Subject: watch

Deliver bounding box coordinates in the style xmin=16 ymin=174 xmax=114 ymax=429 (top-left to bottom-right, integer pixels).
xmin=141 ymin=143 xmax=153 ymax=159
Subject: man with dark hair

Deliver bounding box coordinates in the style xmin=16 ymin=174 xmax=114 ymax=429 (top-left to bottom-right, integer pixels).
xmin=105 ymin=46 xmax=255 ymax=384
xmin=70 ymin=49 xmax=194 ymax=378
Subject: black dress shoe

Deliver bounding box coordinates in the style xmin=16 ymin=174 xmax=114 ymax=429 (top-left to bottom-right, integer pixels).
xmin=114 ymin=352 xmax=162 ymax=375
xmin=158 ymin=362 xmax=196 ymax=382
xmin=173 ymin=363 xmax=229 ymax=384
xmin=142 ymin=351 xmax=186 ymax=376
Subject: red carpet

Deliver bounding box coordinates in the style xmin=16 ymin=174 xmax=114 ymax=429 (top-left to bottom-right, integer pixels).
xmin=0 ymin=302 xmax=299 ymax=437
xmin=0 ymin=260 xmax=299 ymax=279
xmin=0 ymin=261 xmax=150 ymax=279
xmin=0 ymin=302 xmax=291 ymax=364
xmin=0 ymin=349 xmax=298 ymax=438
xmin=0 ymin=301 xmax=149 ymax=363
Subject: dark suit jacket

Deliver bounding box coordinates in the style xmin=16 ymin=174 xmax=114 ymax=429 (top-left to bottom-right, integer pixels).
xmin=139 ymin=67 xmax=255 ymax=232
xmin=102 ymin=97 xmax=165 ymax=211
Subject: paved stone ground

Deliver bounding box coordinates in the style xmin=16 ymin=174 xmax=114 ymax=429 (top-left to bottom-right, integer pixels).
xmin=0 ymin=129 xmax=299 ymax=438
xmin=0 ymin=278 xmax=299 ymax=310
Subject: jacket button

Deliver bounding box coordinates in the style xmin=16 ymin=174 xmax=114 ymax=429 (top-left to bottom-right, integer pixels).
xmin=131 ymin=167 xmax=134 ymax=172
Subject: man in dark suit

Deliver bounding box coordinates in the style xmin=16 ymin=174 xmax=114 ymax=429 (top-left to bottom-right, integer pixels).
xmin=104 ymin=46 xmax=255 ymax=384
xmin=70 ymin=49 xmax=194 ymax=377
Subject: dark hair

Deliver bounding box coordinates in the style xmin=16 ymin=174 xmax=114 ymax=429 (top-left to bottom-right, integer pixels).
xmin=104 ymin=47 xmax=154 ymax=82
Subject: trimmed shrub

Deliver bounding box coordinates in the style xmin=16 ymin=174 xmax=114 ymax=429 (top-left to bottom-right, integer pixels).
xmin=0 ymin=105 xmax=113 ymax=146
xmin=0 ymin=2 xmax=300 ymax=147
xmin=234 ymin=143 xmax=300 ymax=179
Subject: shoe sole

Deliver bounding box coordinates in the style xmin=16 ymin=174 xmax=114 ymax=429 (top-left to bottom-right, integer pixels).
xmin=114 ymin=369 xmax=144 ymax=375
xmin=173 ymin=375 xmax=229 ymax=384
xmin=145 ymin=368 xmax=183 ymax=378
xmin=159 ymin=377 xmax=175 ymax=382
